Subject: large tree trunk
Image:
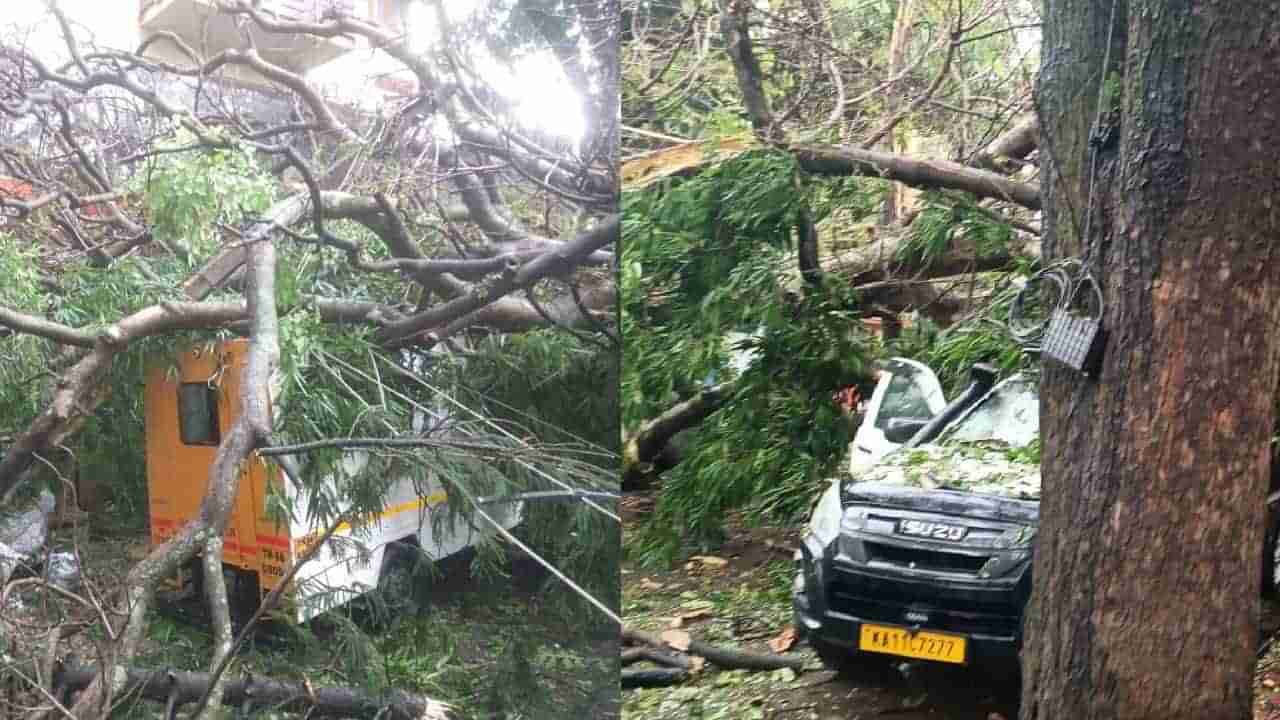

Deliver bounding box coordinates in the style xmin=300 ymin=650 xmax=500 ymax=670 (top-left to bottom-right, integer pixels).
xmin=1022 ymin=1 xmax=1280 ymax=718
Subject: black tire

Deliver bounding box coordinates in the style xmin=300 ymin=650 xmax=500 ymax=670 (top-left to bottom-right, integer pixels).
xmin=188 ymin=559 xmax=257 ymax=633
xmin=374 ymin=540 xmax=421 ymax=619
xmin=224 ymin=566 xmax=260 ymax=635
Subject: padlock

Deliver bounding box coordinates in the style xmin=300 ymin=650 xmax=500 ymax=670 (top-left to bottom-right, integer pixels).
xmin=1042 ymin=273 xmax=1106 ymax=375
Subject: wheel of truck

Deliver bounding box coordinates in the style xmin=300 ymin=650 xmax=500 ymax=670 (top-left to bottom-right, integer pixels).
xmin=374 ymin=540 xmax=421 ymax=619
xmin=187 ymin=560 xmax=258 ymax=633
xmin=1263 ymin=507 xmax=1280 ymax=599
xmin=224 ymin=566 xmax=260 ymax=635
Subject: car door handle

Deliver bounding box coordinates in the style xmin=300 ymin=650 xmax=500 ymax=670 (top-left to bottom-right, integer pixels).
xmin=856 ymin=445 xmax=872 ymax=453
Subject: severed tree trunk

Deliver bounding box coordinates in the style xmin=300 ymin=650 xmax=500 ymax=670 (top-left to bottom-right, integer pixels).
xmin=1022 ymin=1 xmax=1280 ymax=718
xmin=16 ymin=660 xmax=454 ymax=719
xmin=68 ymin=220 xmax=282 ymax=720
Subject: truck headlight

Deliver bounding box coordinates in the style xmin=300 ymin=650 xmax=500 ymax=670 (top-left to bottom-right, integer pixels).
xmin=840 ymin=508 xmax=868 ymax=533
xmin=807 ymin=481 xmax=844 ymax=546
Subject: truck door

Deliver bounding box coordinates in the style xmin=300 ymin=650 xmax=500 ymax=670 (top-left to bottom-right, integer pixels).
xmin=849 ymin=358 xmax=945 ymax=474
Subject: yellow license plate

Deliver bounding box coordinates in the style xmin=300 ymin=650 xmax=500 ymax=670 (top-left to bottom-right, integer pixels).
xmin=859 ymin=624 xmax=967 ymax=664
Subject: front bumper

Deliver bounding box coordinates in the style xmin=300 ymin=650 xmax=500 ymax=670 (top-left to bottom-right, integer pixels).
xmin=793 ymin=532 xmax=1026 ymax=664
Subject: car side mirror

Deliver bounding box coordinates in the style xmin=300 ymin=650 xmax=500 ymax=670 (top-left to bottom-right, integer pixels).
xmin=884 ymin=417 xmax=930 ymax=443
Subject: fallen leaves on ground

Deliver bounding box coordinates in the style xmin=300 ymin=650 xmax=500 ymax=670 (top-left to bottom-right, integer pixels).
xmin=661 ymin=629 xmax=692 ymax=651
xmin=768 ymin=625 xmax=798 ymax=653
xmin=669 ymin=608 xmax=714 ymax=628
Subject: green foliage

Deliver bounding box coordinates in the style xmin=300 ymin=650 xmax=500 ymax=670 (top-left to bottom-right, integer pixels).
xmin=0 ymin=134 xmax=283 ymax=515
xmin=889 ymin=276 xmax=1037 ymax=396
xmin=0 ymin=233 xmax=43 ymax=310
xmin=429 ymin=330 xmax=621 ymax=624
xmin=639 ymin=286 xmax=872 ymax=563
xmin=810 ymin=176 xmax=887 ymax=225
xmin=1005 ymin=437 xmax=1042 ymax=465
xmin=622 ymin=150 xmax=814 ymax=426
xmin=0 ymin=124 xmax=619 ymax=685
xmin=131 ymin=130 xmax=276 ymax=266
xmin=443 ymin=330 xmax=619 ymax=458
xmin=897 ymin=191 xmax=1015 ymax=268
xmin=623 ymin=150 xmax=878 ymax=564
xmin=0 ymin=233 xmax=47 ymax=435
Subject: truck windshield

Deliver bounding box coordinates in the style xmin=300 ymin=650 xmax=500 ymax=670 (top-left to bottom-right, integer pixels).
xmin=940 ymin=376 xmax=1038 ymax=449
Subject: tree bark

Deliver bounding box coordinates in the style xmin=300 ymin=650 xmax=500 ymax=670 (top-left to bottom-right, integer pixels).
xmin=21 ymin=661 xmax=454 ymax=720
xmin=1022 ymin=2 xmax=1280 ymax=718
xmin=876 ymin=0 xmax=915 ymax=225
xmin=793 ymin=144 xmax=1041 ymax=210
xmin=622 ymin=383 xmax=731 ymax=489
xmin=971 ymin=115 xmax=1038 ymax=171
xmin=68 ymin=217 xmax=282 ymax=719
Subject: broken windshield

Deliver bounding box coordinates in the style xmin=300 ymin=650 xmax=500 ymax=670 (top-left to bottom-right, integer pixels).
xmin=850 ymin=375 xmax=1041 ymax=500
xmin=940 ymin=376 xmax=1039 ymax=449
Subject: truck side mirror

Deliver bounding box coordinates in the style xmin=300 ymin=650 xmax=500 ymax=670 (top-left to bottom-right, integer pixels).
xmin=885 ymin=417 xmax=930 ymax=443
xmin=969 ymin=363 xmax=998 ymax=392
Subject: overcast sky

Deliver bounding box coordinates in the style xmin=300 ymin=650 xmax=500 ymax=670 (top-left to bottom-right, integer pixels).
xmin=2 ymin=1 xmax=586 ymax=142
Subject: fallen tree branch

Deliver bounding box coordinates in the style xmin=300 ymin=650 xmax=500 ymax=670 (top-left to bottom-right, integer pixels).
xmin=821 ymin=229 xmax=1040 ymax=285
xmin=621 ymin=668 xmax=689 ymax=688
xmin=793 ymin=144 xmax=1041 ymax=210
xmin=375 ymin=215 xmax=619 ymax=347
xmin=0 ymin=661 xmax=456 ymax=720
xmin=861 ymin=25 xmax=958 ymax=151
xmin=0 ymin=300 xmax=248 ymax=500
xmin=971 ymin=115 xmax=1039 ymax=171
xmin=0 ymin=307 xmax=97 ymax=348
xmin=621 ymin=647 xmax=694 ymax=669
xmin=622 ymin=382 xmax=732 ymax=490
xmin=622 ymin=627 xmax=807 ymax=671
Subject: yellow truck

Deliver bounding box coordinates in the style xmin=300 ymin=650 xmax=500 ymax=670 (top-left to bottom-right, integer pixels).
xmin=144 ymin=339 xmax=521 ymax=622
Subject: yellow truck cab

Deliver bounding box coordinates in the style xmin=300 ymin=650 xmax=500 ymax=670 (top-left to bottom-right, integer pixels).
xmin=144 ymin=339 xmax=522 ymax=622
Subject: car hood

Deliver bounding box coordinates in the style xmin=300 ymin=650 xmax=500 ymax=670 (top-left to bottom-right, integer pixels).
xmin=844 ymin=442 xmax=1040 ymax=516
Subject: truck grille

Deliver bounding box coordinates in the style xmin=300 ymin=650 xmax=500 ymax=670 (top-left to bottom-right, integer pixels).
xmin=827 ymin=572 xmax=1024 ymax=638
xmin=864 ymin=541 xmax=989 ymax=575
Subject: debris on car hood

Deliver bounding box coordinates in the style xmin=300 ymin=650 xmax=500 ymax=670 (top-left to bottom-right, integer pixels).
xmin=843 ymin=481 xmax=1038 ymax=524
xmin=853 ymin=442 xmax=1040 ymax=500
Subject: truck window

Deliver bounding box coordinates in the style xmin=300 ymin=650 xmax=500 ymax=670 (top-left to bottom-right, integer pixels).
xmin=942 ymin=378 xmax=1039 ymax=448
xmin=178 ymin=383 xmax=221 ymax=445
xmin=873 ymin=369 xmax=935 ymax=430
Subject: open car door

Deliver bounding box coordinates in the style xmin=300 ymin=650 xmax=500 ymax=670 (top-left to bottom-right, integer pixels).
xmin=849 ymin=358 xmax=946 ymax=475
